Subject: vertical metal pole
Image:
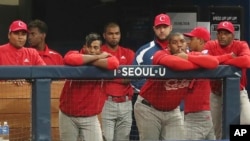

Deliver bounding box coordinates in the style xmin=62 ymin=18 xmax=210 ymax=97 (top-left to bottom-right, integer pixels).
xmin=222 ymin=77 xmax=240 ymax=139
xmin=32 ymin=79 xmax=51 ymax=141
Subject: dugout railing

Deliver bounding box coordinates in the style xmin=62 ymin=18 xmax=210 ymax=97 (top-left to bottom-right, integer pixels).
xmin=0 ymin=65 xmax=241 ymax=141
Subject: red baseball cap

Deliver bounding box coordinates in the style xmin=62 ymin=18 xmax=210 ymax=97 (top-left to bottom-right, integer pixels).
xmin=184 ymin=27 xmax=210 ymax=41
xmin=154 ymin=13 xmax=171 ymax=26
xmin=9 ymin=20 xmax=28 ymax=33
xmin=217 ymin=21 xmax=234 ymax=34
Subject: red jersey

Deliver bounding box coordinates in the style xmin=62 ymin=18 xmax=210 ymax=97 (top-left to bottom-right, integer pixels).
xmin=140 ymin=50 xmax=218 ymax=111
xmin=204 ymin=40 xmax=250 ymax=90
xmin=59 ymin=80 xmax=106 ymax=117
xmin=184 ymin=79 xmax=211 ymax=114
xmin=101 ymin=45 xmax=135 ymax=97
xmin=0 ymin=43 xmax=45 ymax=65
xmin=140 ymin=79 xmax=191 ymax=111
xmin=34 ymin=45 xmax=64 ymax=65
xmin=59 ymin=50 xmax=119 ymax=116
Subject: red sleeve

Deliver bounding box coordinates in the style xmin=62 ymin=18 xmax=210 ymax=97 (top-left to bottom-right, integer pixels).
xmin=223 ymin=41 xmax=250 ymax=68
xmin=64 ymin=51 xmax=84 ymax=66
xmin=35 ymin=56 xmax=46 ymax=65
xmin=30 ymin=49 xmax=46 ymax=65
xmin=107 ymin=56 xmax=119 ymax=70
xmin=153 ymin=50 xmax=199 ymax=70
xmin=215 ymin=54 xmax=234 ymax=63
xmin=188 ymin=54 xmax=219 ymax=69
xmin=224 ymin=55 xmax=250 ymax=68
xmin=237 ymin=41 xmax=250 ymax=56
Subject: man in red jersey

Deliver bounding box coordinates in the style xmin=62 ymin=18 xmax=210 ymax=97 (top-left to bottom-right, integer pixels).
xmin=101 ymin=22 xmax=135 ymax=141
xmin=0 ymin=20 xmax=46 ymax=85
xmin=134 ymin=32 xmax=219 ymax=140
xmin=204 ymin=21 xmax=250 ymax=139
xmin=59 ymin=33 xmax=119 ymax=141
xmin=28 ymin=19 xmax=64 ymax=65
xmin=182 ymin=27 xmax=215 ymax=140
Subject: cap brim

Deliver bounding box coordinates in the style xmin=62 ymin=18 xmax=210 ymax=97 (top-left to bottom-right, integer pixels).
xmin=11 ymin=28 xmax=28 ymax=32
xmin=183 ymin=33 xmax=194 ymax=38
xmin=154 ymin=23 xmax=170 ymax=27
xmin=217 ymin=28 xmax=233 ymax=33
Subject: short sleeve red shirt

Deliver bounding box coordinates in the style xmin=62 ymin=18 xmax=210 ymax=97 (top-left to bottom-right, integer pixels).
xmin=101 ymin=45 xmax=135 ymax=97
xmin=0 ymin=43 xmax=45 ymax=65
xmin=35 ymin=45 xmax=64 ymax=65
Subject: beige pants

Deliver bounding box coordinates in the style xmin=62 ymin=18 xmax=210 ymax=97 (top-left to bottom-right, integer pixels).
xmin=210 ymin=90 xmax=250 ymax=139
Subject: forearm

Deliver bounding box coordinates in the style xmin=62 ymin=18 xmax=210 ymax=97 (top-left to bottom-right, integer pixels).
xmin=224 ymin=56 xmax=250 ymax=68
xmin=91 ymin=56 xmax=119 ymax=70
xmin=188 ymin=55 xmax=219 ymax=69
xmin=158 ymin=55 xmax=199 ymax=70
xmin=215 ymin=54 xmax=234 ymax=63
xmin=64 ymin=54 xmax=99 ymax=66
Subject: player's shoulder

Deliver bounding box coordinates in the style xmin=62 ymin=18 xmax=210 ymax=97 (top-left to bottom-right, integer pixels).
xmin=0 ymin=44 xmax=8 ymax=50
xmin=119 ymin=46 xmax=135 ymax=54
xmin=232 ymin=40 xmax=249 ymax=46
xmin=48 ymin=49 xmax=63 ymax=56
xmin=154 ymin=49 xmax=170 ymax=57
xmin=204 ymin=40 xmax=219 ymax=48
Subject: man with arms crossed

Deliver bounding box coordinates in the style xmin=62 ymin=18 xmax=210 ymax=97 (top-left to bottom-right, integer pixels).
xmin=134 ymin=32 xmax=219 ymax=140
xmin=182 ymin=27 xmax=216 ymax=140
xmin=204 ymin=21 xmax=250 ymax=139
xmin=59 ymin=33 xmax=119 ymax=141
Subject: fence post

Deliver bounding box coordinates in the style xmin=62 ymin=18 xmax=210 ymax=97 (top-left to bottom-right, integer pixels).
xmin=32 ymin=79 xmax=51 ymax=141
xmin=222 ymin=77 xmax=241 ymax=139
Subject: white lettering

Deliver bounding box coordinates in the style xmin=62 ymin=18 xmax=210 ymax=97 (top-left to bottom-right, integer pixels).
xmin=164 ymin=79 xmax=190 ymax=90
xmin=113 ymin=67 xmax=166 ymax=77
xmin=128 ymin=67 xmax=134 ymax=76
xmin=122 ymin=67 xmax=128 ymax=76
xmin=158 ymin=68 xmax=165 ymax=76
xmin=234 ymin=129 xmax=247 ymax=136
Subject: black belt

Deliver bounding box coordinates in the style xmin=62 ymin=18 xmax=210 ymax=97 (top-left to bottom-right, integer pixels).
xmin=141 ymin=99 xmax=152 ymax=107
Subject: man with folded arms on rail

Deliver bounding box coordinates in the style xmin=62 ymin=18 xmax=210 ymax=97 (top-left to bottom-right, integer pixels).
xmin=204 ymin=21 xmax=250 ymax=139
xmin=134 ymin=32 xmax=219 ymax=140
xmin=182 ymin=27 xmax=216 ymax=140
xmin=59 ymin=33 xmax=119 ymax=141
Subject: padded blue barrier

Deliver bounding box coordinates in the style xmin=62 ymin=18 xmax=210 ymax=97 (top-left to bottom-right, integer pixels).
xmin=0 ymin=65 xmax=241 ymax=141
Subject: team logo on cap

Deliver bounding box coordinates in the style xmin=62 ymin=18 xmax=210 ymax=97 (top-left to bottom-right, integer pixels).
xmin=159 ymin=16 xmax=166 ymax=21
xmin=18 ymin=21 xmax=24 ymax=27
xmin=222 ymin=22 xmax=229 ymax=27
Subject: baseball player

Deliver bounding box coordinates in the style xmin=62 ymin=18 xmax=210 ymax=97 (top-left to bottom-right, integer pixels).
xmin=134 ymin=32 xmax=219 ymax=140
xmin=204 ymin=21 xmax=250 ymax=139
xmin=132 ymin=13 xmax=172 ymax=91
xmin=59 ymin=33 xmax=119 ymax=141
xmin=182 ymin=27 xmax=216 ymax=140
xmin=28 ymin=19 xmax=64 ymax=65
xmin=0 ymin=20 xmax=46 ymax=86
xmin=101 ymin=22 xmax=135 ymax=141
xmin=0 ymin=20 xmax=45 ymax=66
